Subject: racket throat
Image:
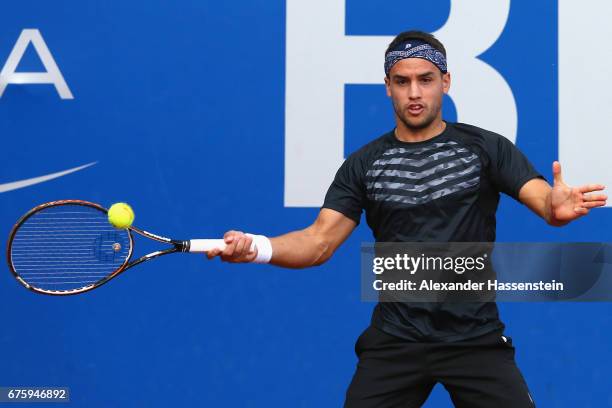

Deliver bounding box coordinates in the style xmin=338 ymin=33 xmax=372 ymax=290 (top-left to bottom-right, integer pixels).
xmin=178 ymin=241 xmax=190 ymax=252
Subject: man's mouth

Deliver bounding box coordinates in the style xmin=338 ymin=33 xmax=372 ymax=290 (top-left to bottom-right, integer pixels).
xmin=407 ymin=104 xmax=424 ymax=115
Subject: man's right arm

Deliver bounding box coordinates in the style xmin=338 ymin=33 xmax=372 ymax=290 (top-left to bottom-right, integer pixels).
xmin=206 ymin=208 xmax=357 ymax=268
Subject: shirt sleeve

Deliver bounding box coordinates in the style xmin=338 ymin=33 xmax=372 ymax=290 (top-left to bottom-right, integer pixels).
xmin=488 ymin=134 xmax=545 ymax=200
xmin=321 ymin=153 xmax=366 ymax=224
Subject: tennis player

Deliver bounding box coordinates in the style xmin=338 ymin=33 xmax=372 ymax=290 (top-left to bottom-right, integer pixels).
xmin=207 ymin=31 xmax=607 ymax=407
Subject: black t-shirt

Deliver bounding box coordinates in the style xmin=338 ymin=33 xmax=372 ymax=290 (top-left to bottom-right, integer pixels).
xmin=322 ymin=122 xmax=544 ymax=342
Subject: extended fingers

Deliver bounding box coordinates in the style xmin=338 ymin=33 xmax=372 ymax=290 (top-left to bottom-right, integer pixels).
xmin=573 ymin=207 xmax=590 ymax=215
xmin=578 ymin=191 xmax=607 ymax=210
xmin=583 ymin=193 xmax=608 ymax=202
xmin=569 ymin=190 xmax=608 ymax=215
xmin=578 ymin=184 xmax=606 ymax=193
xmin=581 ymin=201 xmax=607 ymax=209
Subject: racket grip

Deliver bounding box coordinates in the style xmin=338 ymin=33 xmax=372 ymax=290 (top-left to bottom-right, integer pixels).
xmin=189 ymin=239 xmax=227 ymax=252
xmin=188 ymin=239 xmax=257 ymax=253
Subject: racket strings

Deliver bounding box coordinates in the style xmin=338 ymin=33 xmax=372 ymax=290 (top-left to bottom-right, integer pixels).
xmin=10 ymin=205 xmax=131 ymax=292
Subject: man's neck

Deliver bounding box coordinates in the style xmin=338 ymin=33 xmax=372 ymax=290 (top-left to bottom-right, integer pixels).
xmin=395 ymin=118 xmax=446 ymax=143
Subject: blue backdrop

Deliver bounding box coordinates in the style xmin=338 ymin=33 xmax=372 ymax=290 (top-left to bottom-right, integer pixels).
xmin=1 ymin=1 xmax=610 ymax=407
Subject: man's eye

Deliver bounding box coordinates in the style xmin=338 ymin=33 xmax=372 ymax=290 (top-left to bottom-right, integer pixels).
xmin=421 ymin=77 xmax=432 ymax=83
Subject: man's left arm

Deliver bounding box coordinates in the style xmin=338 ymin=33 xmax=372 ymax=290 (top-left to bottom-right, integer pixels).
xmin=518 ymin=161 xmax=607 ymax=226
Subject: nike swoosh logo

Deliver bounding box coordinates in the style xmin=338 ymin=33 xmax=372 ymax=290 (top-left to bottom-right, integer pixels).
xmin=0 ymin=162 xmax=97 ymax=193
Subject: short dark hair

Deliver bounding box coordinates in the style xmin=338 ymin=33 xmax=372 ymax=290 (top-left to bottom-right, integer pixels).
xmin=385 ymin=30 xmax=447 ymax=58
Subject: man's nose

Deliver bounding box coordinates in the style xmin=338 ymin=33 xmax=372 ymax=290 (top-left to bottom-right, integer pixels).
xmin=408 ymin=82 xmax=422 ymax=99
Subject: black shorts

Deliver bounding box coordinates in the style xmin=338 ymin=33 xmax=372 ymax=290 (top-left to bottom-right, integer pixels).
xmin=344 ymin=326 xmax=536 ymax=408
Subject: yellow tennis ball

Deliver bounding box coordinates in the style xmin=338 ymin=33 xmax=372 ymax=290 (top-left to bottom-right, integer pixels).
xmin=108 ymin=202 xmax=134 ymax=229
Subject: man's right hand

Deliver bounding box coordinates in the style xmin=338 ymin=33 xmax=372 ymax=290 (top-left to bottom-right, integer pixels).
xmin=206 ymin=230 xmax=258 ymax=263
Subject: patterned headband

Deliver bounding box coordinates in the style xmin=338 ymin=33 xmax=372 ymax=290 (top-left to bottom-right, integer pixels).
xmin=384 ymin=40 xmax=448 ymax=76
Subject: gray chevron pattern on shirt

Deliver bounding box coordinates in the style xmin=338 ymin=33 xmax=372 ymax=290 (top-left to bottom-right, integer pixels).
xmin=366 ymin=155 xmax=479 ymax=180
xmin=366 ymin=140 xmax=481 ymax=205
xmin=372 ymin=147 xmax=471 ymax=168
xmin=381 ymin=141 xmax=458 ymax=156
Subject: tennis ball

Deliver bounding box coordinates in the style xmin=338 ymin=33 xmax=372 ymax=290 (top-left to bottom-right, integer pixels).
xmin=108 ymin=202 xmax=134 ymax=229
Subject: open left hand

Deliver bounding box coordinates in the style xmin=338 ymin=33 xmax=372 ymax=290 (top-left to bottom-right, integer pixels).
xmin=551 ymin=161 xmax=607 ymax=222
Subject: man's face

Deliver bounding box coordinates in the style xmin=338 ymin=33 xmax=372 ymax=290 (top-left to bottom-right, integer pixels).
xmin=384 ymin=58 xmax=451 ymax=130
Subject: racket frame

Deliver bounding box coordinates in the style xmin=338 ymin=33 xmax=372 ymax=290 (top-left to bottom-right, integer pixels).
xmin=6 ymin=199 xmax=190 ymax=296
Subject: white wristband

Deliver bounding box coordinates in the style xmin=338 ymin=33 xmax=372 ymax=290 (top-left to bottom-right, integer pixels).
xmin=246 ymin=234 xmax=273 ymax=264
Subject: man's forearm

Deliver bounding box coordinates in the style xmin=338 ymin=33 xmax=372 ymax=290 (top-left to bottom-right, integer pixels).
xmin=269 ymin=227 xmax=333 ymax=268
xmin=211 ymin=209 xmax=356 ymax=266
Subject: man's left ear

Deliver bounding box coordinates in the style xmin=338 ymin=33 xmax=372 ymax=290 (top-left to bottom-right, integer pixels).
xmin=443 ymin=72 xmax=451 ymax=94
xmin=384 ymin=76 xmax=391 ymax=97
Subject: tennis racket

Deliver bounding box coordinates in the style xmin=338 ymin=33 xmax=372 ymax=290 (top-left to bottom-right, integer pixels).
xmin=6 ymin=200 xmax=242 ymax=296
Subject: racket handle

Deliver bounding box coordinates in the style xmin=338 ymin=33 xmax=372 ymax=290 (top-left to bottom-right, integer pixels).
xmin=188 ymin=239 xmax=257 ymax=253
xmin=189 ymin=239 xmax=227 ymax=252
